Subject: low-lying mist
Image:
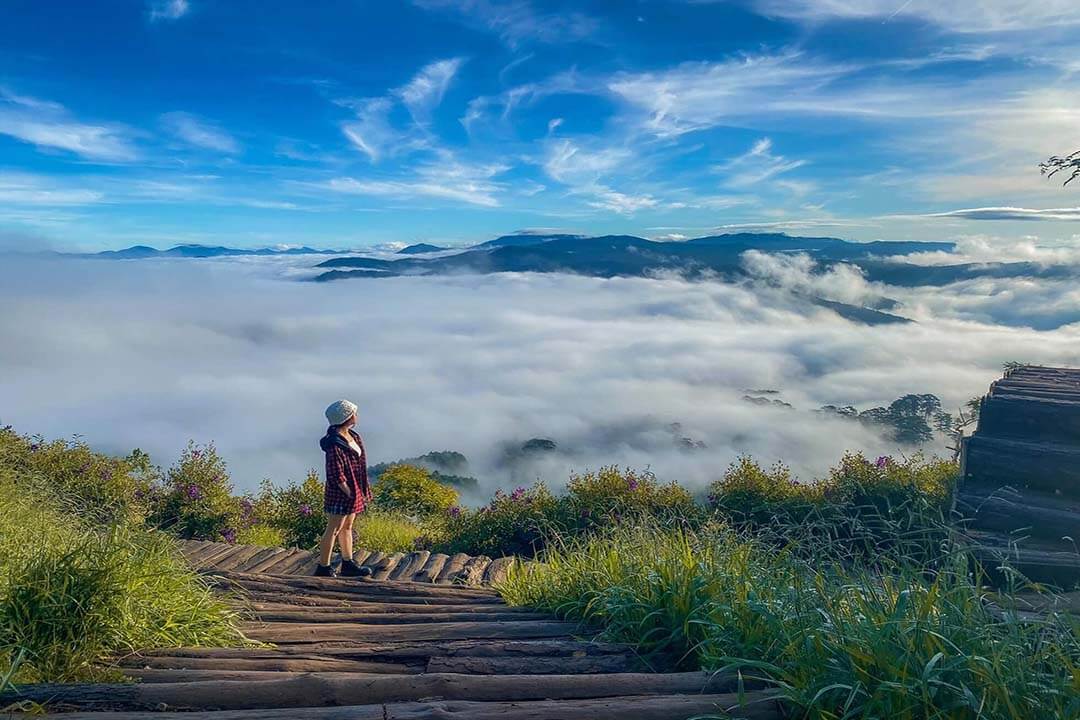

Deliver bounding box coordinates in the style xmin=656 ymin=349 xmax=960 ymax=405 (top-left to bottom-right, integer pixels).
xmin=1 ymin=255 xmax=1077 ymax=499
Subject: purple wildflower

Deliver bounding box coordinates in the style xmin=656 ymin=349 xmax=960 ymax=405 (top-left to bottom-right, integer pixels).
xmin=627 ymin=478 xmax=639 ymax=491
xmin=221 ymin=528 xmax=236 ymax=544
xmin=510 ymin=486 xmax=527 ymax=501
xmin=447 ymin=505 xmax=462 ymax=518
xmin=875 ymin=456 xmax=890 ymax=470
xmin=299 ymin=504 xmax=313 ymax=517
xmin=29 ymin=443 xmax=40 ymax=452
xmin=186 ymin=484 xmax=202 ymax=500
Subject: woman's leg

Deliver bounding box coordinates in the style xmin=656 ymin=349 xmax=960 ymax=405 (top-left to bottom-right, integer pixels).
xmin=337 ymin=513 xmax=356 ymax=562
xmin=319 ymin=513 xmax=348 ymax=566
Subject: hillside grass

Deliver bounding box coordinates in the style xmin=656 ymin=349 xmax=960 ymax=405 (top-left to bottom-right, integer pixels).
xmin=0 ymin=432 xmax=245 ymax=683
xmin=500 ymin=527 xmax=1080 ymax=720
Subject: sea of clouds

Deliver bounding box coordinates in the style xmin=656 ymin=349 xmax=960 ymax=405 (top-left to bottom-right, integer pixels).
xmin=1 ymin=252 xmax=1078 ymax=499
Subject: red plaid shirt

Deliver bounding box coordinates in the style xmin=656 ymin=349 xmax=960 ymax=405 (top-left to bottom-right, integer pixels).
xmin=322 ymin=429 xmax=372 ymax=516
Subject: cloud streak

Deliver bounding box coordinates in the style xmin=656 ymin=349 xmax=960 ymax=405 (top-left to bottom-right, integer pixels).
xmin=161 ymin=112 xmax=241 ymax=154
xmin=0 ymin=89 xmax=137 ymax=162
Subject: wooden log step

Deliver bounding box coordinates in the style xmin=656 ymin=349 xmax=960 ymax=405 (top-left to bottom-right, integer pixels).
xmin=390 ymin=551 xmax=430 ymax=581
xmin=240 ymin=620 xmax=581 ymax=643
xmin=956 ymin=485 xmax=1080 ymax=542
xmin=244 ymin=547 xmax=294 ymax=574
xmin=135 ymin=639 xmax=633 ymax=662
xmin=211 ymin=569 xmax=501 ymax=600
xmin=425 ymin=653 xmax=643 ymax=675
xmin=412 ymin=553 xmax=448 ymax=583
xmin=251 ymin=609 xmax=552 ymax=624
xmin=123 ymin=668 xmax=421 ymax=683
xmin=2 ymin=671 xmax=749 ymax=711
xmin=436 ymin=553 xmax=470 ymax=584
xmin=370 ymin=552 xmax=405 ymax=581
xmin=210 ymin=579 xmax=495 ymax=607
xmin=962 ymin=530 xmax=1080 ymax=586
xmin=215 ymin=545 xmax=271 ymax=572
xmin=233 ymin=546 xmax=289 ymax=573
xmin=34 ymin=692 xmax=784 ymax=720
xmin=977 ymin=394 xmax=1080 ymax=443
xmin=247 ymin=600 xmax=541 ymax=615
xmin=482 ymin=556 xmax=515 ymax=586
xmin=452 ymin=555 xmax=492 ymax=585
xmin=192 ymin=543 xmax=244 ymax=567
xmin=963 ymin=435 xmax=1080 ymax=496
xmin=115 ymin=655 xmax=417 ymax=674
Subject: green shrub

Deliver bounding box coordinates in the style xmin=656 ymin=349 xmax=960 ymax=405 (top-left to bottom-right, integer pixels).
xmin=560 ymin=466 xmax=702 ymax=534
xmin=373 ymin=464 xmax=459 ymax=517
xmin=0 ymin=470 xmax=243 ymax=683
xmin=148 ymin=442 xmax=242 ymax=542
xmin=249 ymin=471 xmax=326 ymax=549
xmin=234 ymin=523 xmax=286 ymax=547
xmin=709 ymin=452 xmax=956 ymax=562
xmin=501 ymin=527 xmax=1080 ymax=720
xmin=0 ymin=426 xmax=155 ymax=524
xmin=356 ymin=511 xmax=429 ymax=553
xmin=438 ymin=483 xmax=560 ymax=558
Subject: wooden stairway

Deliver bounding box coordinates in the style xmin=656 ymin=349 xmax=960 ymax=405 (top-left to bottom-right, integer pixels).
xmin=177 ymin=540 xmax=515 ymax=586
xmin=0 ymin=546 xmax=781 ymax=718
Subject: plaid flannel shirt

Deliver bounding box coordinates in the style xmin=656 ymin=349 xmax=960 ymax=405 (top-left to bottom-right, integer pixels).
xmin=323 ymin=430 xmax=372 ymax=516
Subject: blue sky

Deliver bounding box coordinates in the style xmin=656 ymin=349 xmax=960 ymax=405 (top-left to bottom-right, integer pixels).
xmin=2 ymin=0 xmax=1079 ymax=251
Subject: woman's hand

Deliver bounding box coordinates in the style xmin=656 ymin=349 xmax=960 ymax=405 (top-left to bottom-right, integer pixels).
xmin=340 ymin=483 xmax=353 ymax=498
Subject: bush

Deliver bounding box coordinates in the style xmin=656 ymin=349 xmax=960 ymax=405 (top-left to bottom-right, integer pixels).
xmin=249 ymin=471 xmax=326 ymax=549
xmin=0 ymin=426 xmax=155 ymax=524
xmin=438 ymin=483 xmax=560 ymax=558
xmin=0 ymin=469 xmax=243 ymax=683
xmin=356 ymin=511 xmax=429 ymax=553
xmin=501 ymin=527 xmax=1080 ymax=720
xmin=560 ymin=466 xmax=702 ymax=534
xmin=147 ymin=442 xmax=242 ymax=542
xmin=373 ymin=464 xmax=459 ymax=517
xmin=709 ymin=452 xmax=956 ymax=562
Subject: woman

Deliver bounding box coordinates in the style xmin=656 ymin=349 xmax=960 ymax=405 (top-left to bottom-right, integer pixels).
xmin=316 ymin=399 xmax=373 ymax=577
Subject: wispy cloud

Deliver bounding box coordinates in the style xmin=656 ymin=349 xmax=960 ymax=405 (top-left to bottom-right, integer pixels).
xmin=161 ymin=112 xmax=240 ymax=154
xmin=0 ymin=172 xmax=104 ymax=205
xmin=148 ymin=0 xmax=190 ymax=22
xmin=715 ymin=137 xmax=808 ymax=188
xmin=929 ymin=206 xmax=1080 ymax=221
xmin=751 ymin=0 xmax=1080 ymax=33
xmin=396 ymin=58 xmax=465 ymax=123
xmin=326 ymin=155 xmax=507 ymax=207
xmin=0 ymin=89 xmax=138 ymax=162
xmin=412 ymin=0 xmax=596 ymax=47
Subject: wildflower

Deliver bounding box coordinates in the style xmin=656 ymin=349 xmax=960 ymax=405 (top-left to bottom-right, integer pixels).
xmin=28 ymin=443 xmax=40 ymax=452
xmin=186 ymin=484 xmax=202 ymax=500
xmin=240 ymin=498 xmax=254 ymax=514
xmin=221 ymin=527 xmax=236 ymax=543
xmin=447 ymin=505 xmax=462 ymax=518
xmin=875 ymin=456 xmax=890 ymax=469
xmin=299 ymin=504 xmax=313 ymax=517
xmin=510 ymin=486 xmax=527 ymax=501
xmin=627 ymin=478 xmax=639 ymax=491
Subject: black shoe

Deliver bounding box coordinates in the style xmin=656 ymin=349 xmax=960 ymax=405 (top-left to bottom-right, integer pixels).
xmin=339 ymin=560 xmax=373 ymax=578
xmin=314 ymin=563 xmax=338 ymax=578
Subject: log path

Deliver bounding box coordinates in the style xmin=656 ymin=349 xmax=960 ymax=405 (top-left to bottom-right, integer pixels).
xmin=176 ymin=540 xmax=516 ymax=587
xmin=958 ymin=365 xmax=1080 ymax=586
xmin=0 ymin=544 xmax=781 ymax=719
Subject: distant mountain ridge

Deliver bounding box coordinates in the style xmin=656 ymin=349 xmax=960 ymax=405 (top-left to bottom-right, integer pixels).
xmin=87 ymin=244 xmax=346 ymax=259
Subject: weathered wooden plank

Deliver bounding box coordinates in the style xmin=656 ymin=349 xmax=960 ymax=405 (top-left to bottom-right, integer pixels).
xmin=453 ymin=555 xmax=492 ymax=586
xmin=247 ymin=601 xmax=538 ymax=615
xmin=390 ymin=551 xmax=430 ymax=581
xmin=209 ymin=577 xmax=497 ymax=606
xmin=116 ymin=655 xmax=416 ymax=674
xmin=964 ymin=435 xmax=1080 ymax=496
xmin=4 ymin=671 xmax=750 ymax=711
xmin=435 ymin=552 xmax=470 ymax=584
xmin=33 ymin=693 xmax=785 ymax=720
xmin=135 ymin=639 xmax=632 ymax=662
xmin=978 ymin=394 xmax=1080 ymax=443
xmin=216 ymin=545 xmax=273 ymax=572
xmin=252 ymin=609 xmax=551 ymax=624
xmin=241 ymin=619 xmax=580 ymax=643
xmin=352 ymin=549 xmax=372 ymax=566
xmin=243 ymin=547 xmax=292 ymax=574
xmin=125 ymin=667 xmax=417 ymax=682
xmin=957 ymin=485 xmax=1080 ymax=542
xmin=483 ymin=556 xmax=516 ymax=586
xmin=412 ymin=553 xmax=448 ymax=584
xmin=258 ymin=548 xmax=310 ymax=575
xmin=235 ymin=546 xmax=287 ymax=573
xmin=370 ymin=552 xmax=405 ymax=581
xmin=425 ymin=653 xmax=643 ymax=675
xmin=191 ymin=542 xmax=243 ymax=567
xmin=212 ymin=569 xmax=501 ymax=600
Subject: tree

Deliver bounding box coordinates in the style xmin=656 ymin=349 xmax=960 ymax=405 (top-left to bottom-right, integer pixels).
xmin=1041 ymin=151 xmax=1080 ymax=186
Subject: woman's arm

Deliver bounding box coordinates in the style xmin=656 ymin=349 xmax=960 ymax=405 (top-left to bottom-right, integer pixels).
xmin=325 ymin=445 xmax=354 ymax=497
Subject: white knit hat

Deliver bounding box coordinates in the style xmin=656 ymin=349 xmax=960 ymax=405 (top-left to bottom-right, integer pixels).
xmin=325 ymin=399 xmax=358 ymax=426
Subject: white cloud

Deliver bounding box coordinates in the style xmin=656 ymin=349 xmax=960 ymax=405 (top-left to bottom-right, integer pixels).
xmin=148 ymin=0 xmax=189 ymax=22
xmin=0 ymin=173 xmax=104 ymax=206
xmin=889 ymin=234 xmax=1080 ymax=267
xmin=395 ymin=58 xmax=465 ymax=123
xmin=715 ymin=137 xmax=808 ymax=187
xmin=3 ymin=258 xmax=1077 ymax=498
xmin=752 ymin=0 xmax=1080 ymax=33
xmin=412 ymin=0 xmax=596 ymax=47
xmin=542 ymin=139 xmax=629 ymax=185
xmin=160 ymin=112 xmax=240 ymax=154
xmin=929 ymin=206 xmax=1080 ymax=221
xmin=0 ymin=90 xmax=137 ymax=162
xmin=586 ymin=189 xmax=659 ymax=215
xmin=326 ymin=157 xmax=507 ymax=207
